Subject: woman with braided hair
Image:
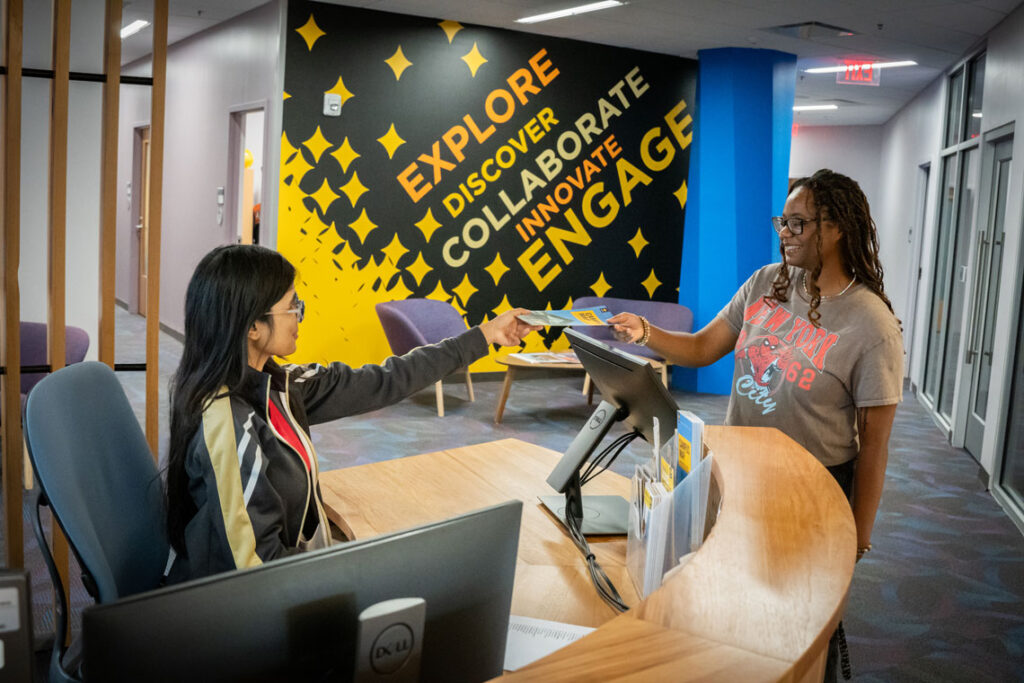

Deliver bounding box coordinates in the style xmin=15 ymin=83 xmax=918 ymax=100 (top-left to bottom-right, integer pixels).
xmin=609 ymin=168 xmax=903 ymax=678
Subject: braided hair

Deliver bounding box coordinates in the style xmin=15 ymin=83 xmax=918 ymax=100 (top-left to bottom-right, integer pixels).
xmin=767 ymin=169 xmax=896 ymax=327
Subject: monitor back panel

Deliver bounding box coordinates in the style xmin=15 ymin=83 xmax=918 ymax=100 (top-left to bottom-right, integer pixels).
xmin=82 ymin=501 xmax=522 ymax=683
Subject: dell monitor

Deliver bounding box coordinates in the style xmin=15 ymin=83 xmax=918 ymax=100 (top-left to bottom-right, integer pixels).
xmin=542 ymin=328 xmax=679 ymax=535
xmin=81 ymin=501 xmax=522 ymax=682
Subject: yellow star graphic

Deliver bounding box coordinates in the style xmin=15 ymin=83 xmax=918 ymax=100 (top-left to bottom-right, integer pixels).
xmin=309 ymin=179 xmax=339 ymax=214
xmin=330 ymin=137 xmax=360 ymax=173
xmin=674 ymin=180 xmax=688 ymax=210
xmin=491 ymin=294 xmax=514 ymax=316
xmin=461 ymin=42 xmax=487 ymax=78
xmin=589 ymin=273 xmax=612 ymax=298
xmin=438 ymin=20 xmax=463 ymax=43
xmin=414 ymin=208 xmax=442 ymax=242
xmin=627 ymin=228 xmax=649 ymax=258
xmin=377 ymin=124 xmax=406 ymax=159
xmin=425 ymin=281 xmax=452 ymax=303
xmin=332 ymin=239 xmax=360 ymax=270
xmin=405 ymin=252 xmax=433 ymax=286
xmin=381 ymin=233 xmax=408 ymax=265
xmin=348 ymin=208 xmax=378 ymax=243
xmin=302 ymin=126 xmax=333 ymax=163
xmin=385 ymin=46 xmax=413 ymax=80
xmin=284 ymin=151 xmax=313 ymax=187
xmin=642 ymin=270 xmax=662 ymax=298
xmin=341 ymin=171 xmax=369 ymax=207
xmin=280 ymin=131 xmax=298 ymax=162
xmin=452 ymin=274 xmax=478 ymax=308
xmin=483 ymin=253 xmax=510 ymax=286
xmin=324 ymin=76 xmax=354 ymax=108
xmin=295 ymin=14 xmax=325 ymax=51
xmin=384 ymin=274 xmax=413 ymax=300
xmin=283 ymin=91 xmax=291 ymax=101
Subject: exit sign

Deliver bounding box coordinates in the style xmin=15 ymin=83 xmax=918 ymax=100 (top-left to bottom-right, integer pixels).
xmin=838 ymin=61 xmax=881 ymax=86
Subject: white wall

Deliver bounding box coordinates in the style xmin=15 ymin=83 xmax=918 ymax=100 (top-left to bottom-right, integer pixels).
xmin=876 ymin=77 xmax=944 ymax=381
xmin=18 ymin=0 xmax=105 ymax=361
xmin=115 ymin=0 xmax=283 ymax=333
xmin=789 ymin=125 xmax=883 ymax=214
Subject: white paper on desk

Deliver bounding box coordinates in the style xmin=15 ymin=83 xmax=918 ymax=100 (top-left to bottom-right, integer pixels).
xmin=504 ymin=615 xmax=595 ymax=671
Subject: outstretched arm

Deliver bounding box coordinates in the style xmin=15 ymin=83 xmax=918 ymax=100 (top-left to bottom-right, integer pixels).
xmin=607 ymin=313 xmax=738 ymax=368
xmin=479 ymin=308 xmax=542 ymax=346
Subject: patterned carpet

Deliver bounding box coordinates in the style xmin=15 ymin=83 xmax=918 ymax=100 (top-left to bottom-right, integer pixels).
xmin=5 ymin=308 xmax=1023 ymax=681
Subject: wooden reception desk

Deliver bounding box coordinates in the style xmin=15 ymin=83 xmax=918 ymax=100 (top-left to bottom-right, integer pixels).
xmin=318 ymin=427 xmax=855 ymax=682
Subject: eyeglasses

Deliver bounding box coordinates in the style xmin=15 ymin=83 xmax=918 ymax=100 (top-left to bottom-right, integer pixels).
xmin=265 ymin=298 xmax=305 ymax=323
xmin=771 ymin=216 xmax=818 ymax=235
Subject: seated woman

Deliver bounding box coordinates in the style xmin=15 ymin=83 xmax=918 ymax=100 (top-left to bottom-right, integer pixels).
xmin=165 ymin=244 xmax=539 ymax=583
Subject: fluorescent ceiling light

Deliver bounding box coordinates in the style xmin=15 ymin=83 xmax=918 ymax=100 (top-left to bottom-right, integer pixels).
xmin=793 ymin=104 xmax=838 ymax=111
xmin=517 ymin=1 xmax=624 ymax=24
xmin=121 ymin=19 xmax=150 ymax=39
xmin=972 ymin=112 xmax=983 ymax=118
xmin=804 ymin=60 xmax=917 ymax=74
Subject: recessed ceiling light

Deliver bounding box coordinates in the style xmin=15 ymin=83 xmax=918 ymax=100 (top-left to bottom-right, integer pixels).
xmin=517 ymin=1 xmax=624 ymax=24
xmin=972 ymin=112 xmax=983 ymax=118
xmin=121 ymin=19 xmax=150 ymax=39
xmin=793 ymin=104 xmax=838 ymax=111
xmin=804 ymin=60 xmax=917 ymax=74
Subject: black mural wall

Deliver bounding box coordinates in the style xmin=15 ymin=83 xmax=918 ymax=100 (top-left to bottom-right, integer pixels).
xmin=279 ymin=0 xmax=697 ymax=367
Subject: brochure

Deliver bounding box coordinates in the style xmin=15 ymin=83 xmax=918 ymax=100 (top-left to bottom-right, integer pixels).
xmin=516 ymin=307 xmax=613 ymax=326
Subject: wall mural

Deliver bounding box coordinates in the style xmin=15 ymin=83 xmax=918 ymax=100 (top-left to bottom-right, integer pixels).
xmin=279 ymin=0 xmax=697 ymax=370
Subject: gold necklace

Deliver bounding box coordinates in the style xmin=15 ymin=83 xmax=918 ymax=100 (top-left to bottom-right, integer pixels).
xmin=803 ymin=271 xmax=856 ymax=300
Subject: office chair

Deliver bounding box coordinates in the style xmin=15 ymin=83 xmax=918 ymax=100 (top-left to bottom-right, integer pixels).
xmin=24 ymin=362 xmax=168 ymax=683
xmin=572 ymin=296 xmax=694 ymax=397
xmin=19 ymin=321 xmax=90 ymax=489
xmin=375 ymin=299 xmax=475 ymax=416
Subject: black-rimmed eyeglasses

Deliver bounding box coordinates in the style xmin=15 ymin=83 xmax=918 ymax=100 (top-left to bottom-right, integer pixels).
xmin=771 ymin=216 xmax=818 ymax=235
xmin=265 ymin=299 xmax=305 ymax=323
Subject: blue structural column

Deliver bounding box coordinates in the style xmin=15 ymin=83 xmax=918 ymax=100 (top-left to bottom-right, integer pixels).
xmin=675 ymin=48 xmax=796 ymax=395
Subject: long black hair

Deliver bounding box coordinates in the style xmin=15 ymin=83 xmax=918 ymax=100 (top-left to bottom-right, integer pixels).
xmin=768 ymin=169 xmax=895 ymax=327
xmin=166 ymin=244 xmax=296 ymax=555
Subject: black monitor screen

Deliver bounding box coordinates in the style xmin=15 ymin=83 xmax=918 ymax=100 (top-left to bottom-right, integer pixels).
xmin=81 ymin=501 xmax=522 ymax=683
xmin=570 ymin=329 xmax=678 ymax=447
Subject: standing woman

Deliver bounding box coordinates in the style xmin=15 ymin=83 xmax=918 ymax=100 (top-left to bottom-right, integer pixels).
xmin=610 ymin=169 xmax=903 ymax=678
xmin=165 ymin=244 xmax=538 ymax=583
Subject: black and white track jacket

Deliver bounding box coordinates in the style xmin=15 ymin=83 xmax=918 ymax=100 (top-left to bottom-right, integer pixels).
xmin=165 ymin=328 xmax=488 ymax=583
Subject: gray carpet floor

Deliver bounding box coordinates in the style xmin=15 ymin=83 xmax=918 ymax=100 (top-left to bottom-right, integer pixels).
xmin=6 ymin=307 xmax=1024 ymax=681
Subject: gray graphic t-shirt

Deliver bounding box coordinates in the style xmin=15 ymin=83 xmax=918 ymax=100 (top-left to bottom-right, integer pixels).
xmin=718 ymin=264 xmax=904 ymax=467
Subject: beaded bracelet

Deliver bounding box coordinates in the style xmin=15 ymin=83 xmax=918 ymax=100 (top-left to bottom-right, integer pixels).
xmin=636 ymin=316 xmax=651 ymax=346
xmin=856 ymin=543 xmax=872 ymax=560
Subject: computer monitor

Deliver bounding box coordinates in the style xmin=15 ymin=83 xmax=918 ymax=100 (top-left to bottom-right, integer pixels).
xmin=541 ymin=328 xmax=679 ymax=535
xmin=81 ymin=501 xmax=522 ymax=683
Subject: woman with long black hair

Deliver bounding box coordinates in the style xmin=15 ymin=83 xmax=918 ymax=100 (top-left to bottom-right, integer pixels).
xmin=165 ymin=244 xmax=538 ymax=583
xmin=610 ymin=169 xmax=904 ymax=680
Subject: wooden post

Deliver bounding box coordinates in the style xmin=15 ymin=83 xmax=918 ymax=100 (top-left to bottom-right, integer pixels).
xmin=48 ymin=0 xmax=73 ymax=632
xmin=2 ymin=0 xmax=24 ymax=570
xmin=146 ymin=0 xmax=168 ymax=458
xmin=98 ymin=0 xmax=122 ymax=368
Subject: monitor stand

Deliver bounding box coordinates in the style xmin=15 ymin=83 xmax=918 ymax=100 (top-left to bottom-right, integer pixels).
xmin=539 ymin=494 xmax=629 ymax=535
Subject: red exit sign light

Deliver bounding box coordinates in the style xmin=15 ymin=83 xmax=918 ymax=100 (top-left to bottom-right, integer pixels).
xmin=838 ymin=61 xmax=881 ymax=86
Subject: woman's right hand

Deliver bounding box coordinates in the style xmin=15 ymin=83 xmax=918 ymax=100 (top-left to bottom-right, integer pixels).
xmin=608 ymin=312 xmax=643 ymax=344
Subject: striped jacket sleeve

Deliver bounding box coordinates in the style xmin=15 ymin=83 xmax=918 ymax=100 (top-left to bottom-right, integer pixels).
xmin=289 ymin=327 xmax=489 ymax=425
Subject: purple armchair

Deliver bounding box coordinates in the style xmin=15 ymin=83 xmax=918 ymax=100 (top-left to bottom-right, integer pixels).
xmin=374 ymin=299 xmax=475 ymax=417
xmin=20 ymin=321 xmax=91 ymax=488
xmin=571 ymin=296 xmax=693 ymax=397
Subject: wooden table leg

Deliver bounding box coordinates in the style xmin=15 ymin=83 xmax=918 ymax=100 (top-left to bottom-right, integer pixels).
xmin=494 ymin=366 xmax=517 ymax=424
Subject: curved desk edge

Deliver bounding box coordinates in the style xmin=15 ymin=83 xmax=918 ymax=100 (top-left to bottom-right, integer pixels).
xmin=503 ymin=426 xmax=856 ymax=682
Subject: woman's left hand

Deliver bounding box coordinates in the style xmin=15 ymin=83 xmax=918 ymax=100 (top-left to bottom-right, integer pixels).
xmin=479 ymin=308 xmax=542 ymax=346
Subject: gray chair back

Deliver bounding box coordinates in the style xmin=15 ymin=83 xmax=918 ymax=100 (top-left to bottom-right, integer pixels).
xmin=375 ymin=299 xmax=469 ymax=355
xmin=24 ymin=361 xmax=168 ymax=603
